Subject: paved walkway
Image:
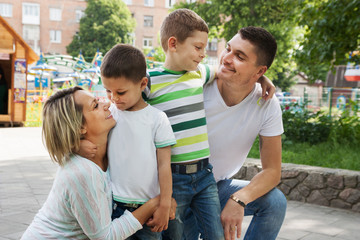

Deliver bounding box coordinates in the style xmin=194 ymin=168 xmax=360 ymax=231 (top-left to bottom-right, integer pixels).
xmin=0 ymin=127 xmax=359 ymax=240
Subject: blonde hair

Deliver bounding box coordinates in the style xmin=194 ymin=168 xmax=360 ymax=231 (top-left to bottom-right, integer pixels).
xmin=42 ymin=86 xmax=84 ymax=166
xmin=160 ymin=8 xmax=208 ymax=52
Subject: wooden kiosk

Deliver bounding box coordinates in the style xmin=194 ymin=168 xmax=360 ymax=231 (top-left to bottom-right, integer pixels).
xmin=0 ymin=16 xmax=39 ymax=126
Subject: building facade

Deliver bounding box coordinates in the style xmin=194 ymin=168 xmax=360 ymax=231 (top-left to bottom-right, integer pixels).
xmin=0 ymin=0 xmax=86 ymax=55
xmin=0 ymin=0 xmax=220 ymax=63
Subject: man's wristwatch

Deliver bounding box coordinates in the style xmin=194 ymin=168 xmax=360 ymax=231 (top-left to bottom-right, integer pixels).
xmin=230 ymin=194 xmax=246 ymax=208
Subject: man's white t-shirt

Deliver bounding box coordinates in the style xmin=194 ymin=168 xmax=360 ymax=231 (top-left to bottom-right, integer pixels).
xmin=108 ymin=104 xmax=176 ymax=204
xmin=204 ymin=80 xmax=284 ymax=181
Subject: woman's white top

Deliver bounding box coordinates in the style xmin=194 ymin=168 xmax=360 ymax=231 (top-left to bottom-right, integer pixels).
xmin=21 ymin=155 xmax=142 ymax=239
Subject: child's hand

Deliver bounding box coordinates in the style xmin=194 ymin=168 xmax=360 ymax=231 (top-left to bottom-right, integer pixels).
xmin=258 ymin=75 xmax=275 ymax=101
xmin=77 ymin=139 xmax=97 ymax=159
xmin=146 ymin=205 xmax=171 ymax=232
xmin=169 ymin=198 xmax=177 ymax=220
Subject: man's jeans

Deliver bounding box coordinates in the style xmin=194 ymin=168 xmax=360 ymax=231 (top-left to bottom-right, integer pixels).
xmin=184 ymin=179 xmax=287 ymax=240
xmin=163 ymin=163 xmax=224 ymax=240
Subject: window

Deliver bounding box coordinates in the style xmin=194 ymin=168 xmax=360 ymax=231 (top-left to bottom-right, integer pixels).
xmin=22 ymin=3 xmax=40 ymax=25
xmin=143 ymin=37 xmax=153 ymax=48
xmin=144 ymin=15 xmax=153 ymax=27
xmin=186 ymin=0 xmax=197 ymax=3
xmin=207 ymin=39 xmax=218 ymax=51
xmin=144 ymin=0 xmax=154 ymax=7
xmin=50 ymin=30 xmax=62 ymax=43
xmin=123 ymin=0 xmax=132 ymax=4
xmin=128 ymin=32 xmax=135 ymax=46
xmin=23 ymin=25 xmax=40 ymax=41
xmin=0 ymin=3 xmax=12 ymax=17
xmin=165 ymin=0 xmax=176 ymax=8
xmin=49 ymin=8 xmax=61 ymax=21
xmin=206 ymin=56 xmax=218 ymax=66
xmin=75 ymin=10 xmax=85 ymax=22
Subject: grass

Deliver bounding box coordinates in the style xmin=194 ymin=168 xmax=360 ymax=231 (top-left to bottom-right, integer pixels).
xmin=248 ymin=137 xmax=360 ymax=171
xmin=25 ymin=102 xmax=42 ymax=127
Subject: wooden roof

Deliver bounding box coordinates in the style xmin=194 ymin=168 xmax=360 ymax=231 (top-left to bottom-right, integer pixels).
xmin=0 ymin=16 xmax=39 ymax=64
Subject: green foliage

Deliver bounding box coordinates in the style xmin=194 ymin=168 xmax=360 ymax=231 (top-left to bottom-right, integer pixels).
xmin=296 ymin=0 xmax=360 ymax=81
xmin=66 ymin=0 xmax=135 ymax=59
xmin=328 ymin=100 xmax=360 ymax=146
xmin=249 ymin=99 xmax=360 ymax=170
xmin=175 ymin=1 xmax=360 ymax=85
xmin=282 ymin=101 xmax=332 ymax=145
xmin=282 ymin=99 xmax=360 ymax=146
xmin=174 ymin=0 xmax=301 ymax=91
xmin=152 ymin=46 xmax=166 ymax=62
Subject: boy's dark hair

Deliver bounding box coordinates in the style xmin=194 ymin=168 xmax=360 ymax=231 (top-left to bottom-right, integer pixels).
xmin=160 ymin=8 xmax=209 ymax=52
xmin=100 ymin=44 xmax=146 ymax=83
xmin=239 ymin=26 xmax=277 ymax=69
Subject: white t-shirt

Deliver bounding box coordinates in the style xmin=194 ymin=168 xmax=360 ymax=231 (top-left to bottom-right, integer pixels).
xmin=204 ymin=81 xmax=284 ymax=181
xmin=108 ymin=104 xmax=176 ymax=204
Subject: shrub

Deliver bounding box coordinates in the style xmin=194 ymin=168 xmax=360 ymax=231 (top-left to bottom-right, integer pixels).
xmin=282 ymin=101 xmax=331 ymax=145
xmin=282 ymin=99 xmax=359 ymax=145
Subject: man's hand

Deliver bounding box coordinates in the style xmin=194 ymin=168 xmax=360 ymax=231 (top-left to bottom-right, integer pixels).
xmin=77 ymin=139 xmax=97 ymax=159
xmin=146 ymin=205 xmax=170 ymax=232
xmin=221 ymin=199 xmax=244 ymax=240
xmin=258 ymin=75 xmax=275 ymax=101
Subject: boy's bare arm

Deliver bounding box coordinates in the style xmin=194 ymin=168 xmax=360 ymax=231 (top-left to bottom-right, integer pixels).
xmin=210 ymin=65 xmax=275 ymax=100
xmin=258 ymin=75 xmax=275 ymax=101
xmin=147 ymin=146 xmax=172 ymax=232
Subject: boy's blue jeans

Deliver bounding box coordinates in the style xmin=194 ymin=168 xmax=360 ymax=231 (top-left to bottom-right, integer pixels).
xmin=162 ymin=163 xmax=224 ymax=240
xmin=112 ymin=202 xmax=161 ymax=240
xmin=184 ymin=179 xmax=287 ymax=240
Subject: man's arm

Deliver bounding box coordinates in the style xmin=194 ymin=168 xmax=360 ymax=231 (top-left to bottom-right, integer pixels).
xmin=221 ymin=135 xmax=282 ymax=240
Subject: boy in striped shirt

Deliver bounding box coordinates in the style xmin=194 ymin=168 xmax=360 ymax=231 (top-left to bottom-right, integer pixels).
xmin=145 ymin=9 xmax=223 ymax=240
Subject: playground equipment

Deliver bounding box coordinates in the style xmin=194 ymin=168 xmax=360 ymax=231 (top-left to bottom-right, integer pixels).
xmin=344 ymin=51 xmax=360 ymax=82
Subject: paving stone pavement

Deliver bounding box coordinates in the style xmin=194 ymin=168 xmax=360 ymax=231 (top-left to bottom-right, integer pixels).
xmin=1 ymin=127 xmax=359 ymax=240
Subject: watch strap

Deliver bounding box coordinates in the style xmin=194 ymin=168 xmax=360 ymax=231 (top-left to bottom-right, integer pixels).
xmin=230 ymin=194 xmax=246 ymax=208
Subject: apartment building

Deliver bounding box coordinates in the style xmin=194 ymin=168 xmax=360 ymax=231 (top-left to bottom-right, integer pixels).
xmin=0 ymin=0 xmax=220 ymax=63
xmin=0 ymin=0 xmax=86 ymax=55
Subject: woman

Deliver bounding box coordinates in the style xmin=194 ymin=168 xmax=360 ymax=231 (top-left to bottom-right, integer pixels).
xmin=21 ymin=86 xmax=173 ymax=239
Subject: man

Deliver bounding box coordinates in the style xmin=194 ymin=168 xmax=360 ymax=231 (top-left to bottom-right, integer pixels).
xmin=186 ymin=26 xmax=287 ymax=240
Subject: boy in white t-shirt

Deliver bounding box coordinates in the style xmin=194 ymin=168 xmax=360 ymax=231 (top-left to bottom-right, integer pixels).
xmin=92 ymin=44 xmax=176 ymax=239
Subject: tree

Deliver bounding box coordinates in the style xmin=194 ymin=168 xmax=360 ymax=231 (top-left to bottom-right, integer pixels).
xmin=66 ymin=0 xmax=135 ymax=60
xmin=296 ymin=0 xmax=360 ymax=82
xmin=175 ymin=0 xmax=301 ymax=91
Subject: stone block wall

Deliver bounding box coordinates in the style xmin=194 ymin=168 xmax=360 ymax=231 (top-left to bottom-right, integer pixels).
xmin=232 ymin=159 xmax=360 ymax=212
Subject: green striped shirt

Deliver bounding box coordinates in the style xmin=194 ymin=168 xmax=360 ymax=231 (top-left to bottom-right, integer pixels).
xmin=147 ymin=65 xmax=215 ymax=163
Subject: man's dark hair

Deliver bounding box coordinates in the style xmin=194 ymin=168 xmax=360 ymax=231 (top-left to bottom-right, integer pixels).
xmin=100 ymin=44 xmax=146 ymax=83
xmin=239 ymin=26 xmax=277 ymax=69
